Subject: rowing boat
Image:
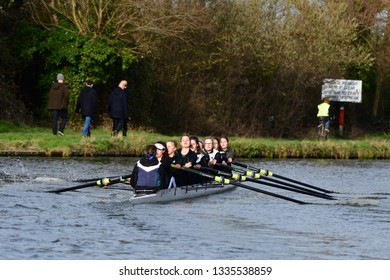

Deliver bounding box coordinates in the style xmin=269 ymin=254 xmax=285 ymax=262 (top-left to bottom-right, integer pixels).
xmin=129 ymin=182 xmax=236 ymax=204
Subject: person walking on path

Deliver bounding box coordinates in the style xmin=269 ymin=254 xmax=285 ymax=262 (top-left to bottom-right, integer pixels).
xmin=47 ymin=73 xmax=69 ymax=136
xmin=76 ymin=80 xmax=97 ymax=137
xmin=108 ymin=80 xmax=129 ymax=137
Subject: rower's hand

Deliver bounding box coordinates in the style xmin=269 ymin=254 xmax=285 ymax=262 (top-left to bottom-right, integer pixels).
xmin=194 ymin=164 xmax=201 ymax=170
xmin=184 ymin=162 xmax=192 ymax=168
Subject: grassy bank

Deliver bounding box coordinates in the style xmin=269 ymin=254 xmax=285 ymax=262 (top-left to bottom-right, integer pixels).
xmin=0 ymin=121 xmax=389 ymax=159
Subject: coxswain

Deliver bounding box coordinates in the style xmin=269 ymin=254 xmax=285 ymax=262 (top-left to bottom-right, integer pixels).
xmin=130 ymin=144 xmax=161 ymax=193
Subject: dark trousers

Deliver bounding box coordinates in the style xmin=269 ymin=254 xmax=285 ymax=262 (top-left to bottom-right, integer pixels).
xmin=112 ymin=118 xmax=128 ymax=136
xmin=51 ymin=109 xmax=68 ymax=135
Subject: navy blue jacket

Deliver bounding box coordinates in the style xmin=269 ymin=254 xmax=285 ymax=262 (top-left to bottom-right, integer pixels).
xmin=76 ymin=86 xmax=97 ymax=117
xmin=108 ymin=87 xmax=128 ymax=119
xmin=131 ymin=156 xmax=161 ymax=190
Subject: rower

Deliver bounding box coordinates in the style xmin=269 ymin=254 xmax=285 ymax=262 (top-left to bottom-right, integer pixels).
xmin=155 ymin=141 xmax=167 ymax=162
xmin=174 ymin=134 xmax=198 ymax=186
xmin=158 ymin=141 xmax=178 ymax=189
xmin=130 ymin=144 xmax=162 ymax=193
xmin=189 ymin=135 xmax=209 ymax=167
xmin=212 ymin=136 xmax=221 ymax=151
xmin=218 ymin=135 xmax=235 ymax=165
xmin=203 ymin=136 xmax=222 ymax=167
xmin=190 ymin=135 xmax=210 ymax=183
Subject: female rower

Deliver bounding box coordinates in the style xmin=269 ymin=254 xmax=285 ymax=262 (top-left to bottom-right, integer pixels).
xmin=174 ymin=134 xmax=197 ymax=186
xmin=213 ymin=137 xmax=221 ymax=152
xmin=203 ymin=136 xmax=222 ymax=167
xmin=166 ymin=140 xmax=178 ymax=159
xmin=160 ymin=140 xmax=179 ymax=189
xmin=189 ymin=135 xmax=210 ymax=182
xmin=155 ymin=141 xmax=167 ymax=162
xmin=190 ymin=135 xmax=208 ymax=167
xmin=198 ymin=139 xmax=204 ymax=151
xmin=130 ymin=144 xmax=162 ymax=193
xmin=190 ymin=136 xmax=201 ymax=155
xmin=219 ymin=135 xmax=235 ymax=165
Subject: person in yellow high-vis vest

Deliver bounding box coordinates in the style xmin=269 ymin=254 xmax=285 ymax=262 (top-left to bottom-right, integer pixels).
xmin=317 ymin=98 xmax=331 ymax=131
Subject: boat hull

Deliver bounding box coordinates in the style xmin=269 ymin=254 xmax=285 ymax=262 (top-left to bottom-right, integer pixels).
xmin=129 ymin=182 xmax=236 ymax=204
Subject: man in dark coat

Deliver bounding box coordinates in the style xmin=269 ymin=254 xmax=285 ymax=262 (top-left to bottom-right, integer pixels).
xmin=47 ymin=73 xmax=69 ymax=136
xmin=76 ymin=80 xmax=97 ymax=137
xmin=108 ymin=80 xmax=129 ymax=136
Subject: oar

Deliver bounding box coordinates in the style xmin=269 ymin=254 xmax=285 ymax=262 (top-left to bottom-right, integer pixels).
xmin=175 ymin=166 xmax=308 ymax=205
xmin=231 ymin=161 xmax=334 ymax=194
xmin=239 ymin=169 xmax=334 ymax=199
xmin=199 ymin=166 xmax=335 ymax=200
xmin=47 ymin=174 xmax=132 ymax=194
xmin=73 ymin=175 xmax=118 ymax=183
xmin=215 ymin=163 xmax=331 ymax=197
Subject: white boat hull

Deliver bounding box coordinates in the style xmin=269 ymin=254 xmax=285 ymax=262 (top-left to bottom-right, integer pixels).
xmin=129 ymin=182 xmax=236 ymax=204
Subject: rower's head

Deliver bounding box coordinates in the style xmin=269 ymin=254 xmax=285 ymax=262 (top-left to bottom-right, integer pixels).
xmin=219 ymin=135 xmax=229 ymax=151
xmin=198 ymin=140 xmax=204 ymax=150
xmin=166 ymin=140 xmax=177 ymax=157
xmin=204 ymin=136 xmax=214 ymax=153
xmin=155 ymin=142 xmax=167 ymax=160
xmin=143 ymin=144 xmax=157 ymax=160
xmin=212 ymin=137 xmax=220 ymax=151
xmin=180 ymin=133 xmax=191 ymax=149
xmin=190 ymin=135 xmax=200 ymax=153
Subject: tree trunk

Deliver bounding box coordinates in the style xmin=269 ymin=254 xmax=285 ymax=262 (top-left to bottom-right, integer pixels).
xmin=372 ymin=75 xmax=383 ymax=120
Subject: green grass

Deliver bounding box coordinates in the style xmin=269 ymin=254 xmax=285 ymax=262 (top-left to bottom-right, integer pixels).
xmin=0 ymin=121 xmax=389 ymax=159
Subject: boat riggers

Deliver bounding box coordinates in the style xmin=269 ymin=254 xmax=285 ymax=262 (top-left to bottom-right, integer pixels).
xmin=47 ymin=174 xmax=132 ymax=194
xmin=174 ymin=165 xmax=309 ymax=205
xmin=228 ymin=162 xmax=335 ymax=194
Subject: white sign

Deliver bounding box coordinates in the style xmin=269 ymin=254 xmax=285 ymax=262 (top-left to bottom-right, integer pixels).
xmin=321 ymin=79 xmax=362 ymax=103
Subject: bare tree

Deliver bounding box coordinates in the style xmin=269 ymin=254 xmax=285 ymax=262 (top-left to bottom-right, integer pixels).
xmin=24 ymin=0 xmax=211 ymax=55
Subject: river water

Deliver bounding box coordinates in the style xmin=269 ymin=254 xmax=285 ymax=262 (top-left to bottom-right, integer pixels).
xmin=0 ymin=157 xmax=389 ymax=260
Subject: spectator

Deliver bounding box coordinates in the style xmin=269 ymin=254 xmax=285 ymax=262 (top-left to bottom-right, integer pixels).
xmin=47 ymin=73 xmax=69 ymax=136
xmin=108 ymin=80 xmax=129 ymax=137
xmin=76 ymin=80 xmax=97 ymax=137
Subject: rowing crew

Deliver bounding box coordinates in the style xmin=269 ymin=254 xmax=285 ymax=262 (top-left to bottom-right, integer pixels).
xmin=130 ymin=134 xmax=235 ymax=193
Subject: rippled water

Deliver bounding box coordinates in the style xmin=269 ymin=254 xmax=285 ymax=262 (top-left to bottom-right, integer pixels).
xmin=1 ymin=157 xmax=389 ymax=260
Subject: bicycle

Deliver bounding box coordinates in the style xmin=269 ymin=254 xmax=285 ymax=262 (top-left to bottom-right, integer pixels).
xmin=317 ymin=117 xmax=329 ymax=141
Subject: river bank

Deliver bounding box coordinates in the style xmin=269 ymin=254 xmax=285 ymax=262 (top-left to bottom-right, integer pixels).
xmin=0 ymin=122 xmax=389 ymax=159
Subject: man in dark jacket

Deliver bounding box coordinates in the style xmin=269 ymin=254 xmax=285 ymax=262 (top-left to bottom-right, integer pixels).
xmin=76 ymin=80 xmax=97 ymax=137
xmin=47 ymin=73 xmax=69 ymax=136
xmin=108 ymin=80 xmax=129 ymax=136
